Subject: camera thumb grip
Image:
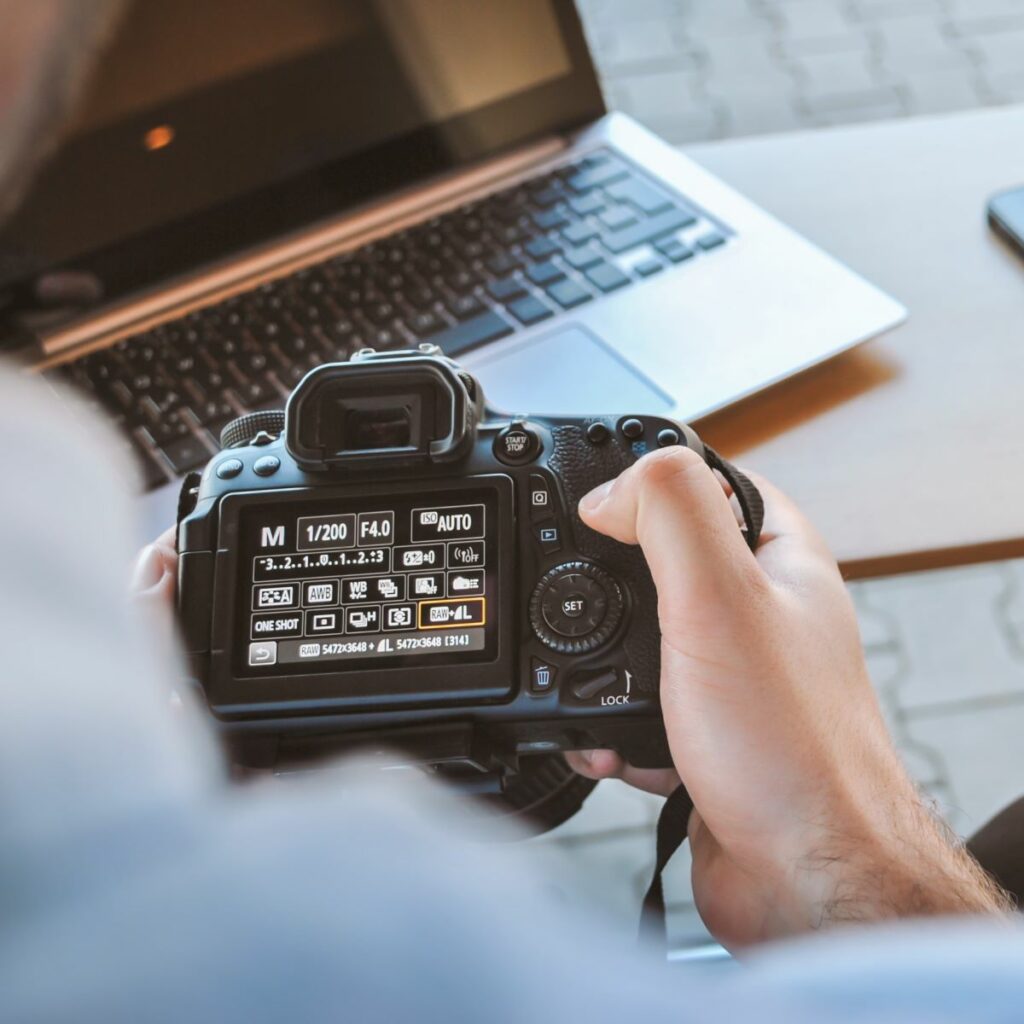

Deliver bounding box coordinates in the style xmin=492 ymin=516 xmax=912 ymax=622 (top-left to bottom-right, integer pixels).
xmin=638 ymin=783 xmax=695 ymax=947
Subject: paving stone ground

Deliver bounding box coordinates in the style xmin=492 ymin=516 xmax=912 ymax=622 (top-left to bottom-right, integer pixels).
xmin=577 ymin=0 xmax=1024 ymax=144
xmin=521 ymin=0 xmax=1024 ymax=960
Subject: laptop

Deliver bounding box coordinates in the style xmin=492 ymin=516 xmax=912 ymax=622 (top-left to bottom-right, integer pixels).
xmin=0 ymin=0 xmax=904 ymax=528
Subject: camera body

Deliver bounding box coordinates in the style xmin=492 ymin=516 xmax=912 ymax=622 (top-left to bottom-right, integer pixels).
xmin=177 ymin=349 xmax=709 ymax=777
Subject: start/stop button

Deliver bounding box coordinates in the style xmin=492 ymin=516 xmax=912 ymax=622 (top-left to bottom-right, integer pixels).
xmin=494 ymin=421 xmax=540 ymax=465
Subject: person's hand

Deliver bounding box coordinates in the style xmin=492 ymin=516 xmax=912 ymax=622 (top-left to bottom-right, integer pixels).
xmin=566 ymin=447 xmax=1010 ymax=949
xmin=130 ymin=525 xmax=177 ymax=611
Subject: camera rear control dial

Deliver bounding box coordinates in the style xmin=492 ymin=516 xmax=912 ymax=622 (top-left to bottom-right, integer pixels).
xmin=220 ymin=410 xmax=286 ymax=450
xmin=529 ymin=561 xmax=625 ymax=654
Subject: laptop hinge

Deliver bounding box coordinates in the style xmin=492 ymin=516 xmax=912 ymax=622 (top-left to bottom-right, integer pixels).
xmin=37 ymin=135 xmax=570 ymax=364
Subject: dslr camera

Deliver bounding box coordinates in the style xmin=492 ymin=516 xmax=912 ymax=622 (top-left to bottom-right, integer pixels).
xmin=177 ymin=347 xmax=761 ymax=829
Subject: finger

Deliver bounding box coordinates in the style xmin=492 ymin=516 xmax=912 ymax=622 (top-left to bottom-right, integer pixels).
xmin=154 ymin=524 xmax=177 ymax=550
xmin=739 ymin=472 xmax=840 ymax=587
xmin=131 ymin=542 xmax=176 ymax=599
xmin=565 ymin=750 xmax=681 ymax=798
xmin=579 ymin=446 xmax=760 ymax=620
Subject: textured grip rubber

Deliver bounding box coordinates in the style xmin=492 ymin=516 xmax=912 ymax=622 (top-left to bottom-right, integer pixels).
xmin=219 ymin=410 xmax=286 ymax=450
xmin=546 ymin=424 xmax=661 ymax=696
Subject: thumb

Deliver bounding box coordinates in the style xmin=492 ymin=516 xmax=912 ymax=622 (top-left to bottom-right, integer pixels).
xmin=578 ymin=446 xmax=760 ymax=626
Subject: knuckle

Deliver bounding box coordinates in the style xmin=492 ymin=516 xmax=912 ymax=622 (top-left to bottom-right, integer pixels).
xmin=635 ymin=445 xmax=709 ymax=497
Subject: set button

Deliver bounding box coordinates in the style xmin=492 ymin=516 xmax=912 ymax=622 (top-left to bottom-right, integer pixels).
xmin=529 ymin=560 xmax=625 ymax=654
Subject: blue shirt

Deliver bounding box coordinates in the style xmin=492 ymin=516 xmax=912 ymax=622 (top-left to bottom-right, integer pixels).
xmin=2 ymin=373 xmax=1022 ymax=1023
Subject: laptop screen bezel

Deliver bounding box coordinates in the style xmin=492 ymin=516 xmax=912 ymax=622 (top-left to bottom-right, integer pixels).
xmin=2 ymin=0 xmax=605 ymax=322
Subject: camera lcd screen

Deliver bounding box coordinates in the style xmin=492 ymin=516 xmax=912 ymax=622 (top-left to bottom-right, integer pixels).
xmin=235 ymin=487 xmax=500 ymax=677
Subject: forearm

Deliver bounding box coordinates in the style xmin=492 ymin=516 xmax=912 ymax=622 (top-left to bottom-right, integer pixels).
xmin=803 ymin=788 xmax=1015 ymax=930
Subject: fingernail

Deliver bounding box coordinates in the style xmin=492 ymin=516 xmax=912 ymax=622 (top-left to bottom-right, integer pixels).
xmin=579 ymin=479 xmax=613 ymax=515
xmin=131 ymin=544 xmax=163 ymax=591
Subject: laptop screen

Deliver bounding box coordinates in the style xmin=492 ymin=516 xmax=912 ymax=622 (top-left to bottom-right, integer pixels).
xmin=0 ymin=0 xmax=602 ymax=318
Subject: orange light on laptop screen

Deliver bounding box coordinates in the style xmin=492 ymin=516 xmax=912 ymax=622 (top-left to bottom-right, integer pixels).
xmin=143 ymin=125 xmax=175 ymax=151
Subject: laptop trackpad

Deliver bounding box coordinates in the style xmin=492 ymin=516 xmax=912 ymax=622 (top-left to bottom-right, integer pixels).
xmin=471 ymin=325 xmax=674 ymax=415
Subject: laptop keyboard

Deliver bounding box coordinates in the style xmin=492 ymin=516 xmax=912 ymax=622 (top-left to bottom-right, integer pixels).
xmin=45 ymin=149 xmax=730 ymax=491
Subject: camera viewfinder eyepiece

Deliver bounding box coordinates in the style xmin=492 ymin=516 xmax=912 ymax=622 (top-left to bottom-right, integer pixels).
xmin=284 ymin=349 xmax=481 ymax=471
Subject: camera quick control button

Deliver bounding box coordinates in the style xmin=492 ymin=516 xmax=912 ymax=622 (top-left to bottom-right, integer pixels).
xmin=494 ymin=422 xmax=540 ymax=465
xmin=586 ymin=421 xmax=610 ymax=445
xmin=657 ymin=427 xmax=680 ymax=447
xmin=571 ymin=668 xmax=619 ymax=701
xmin=215 ymin=458 xmax=244 ymax=480
xmin=530 ymin=658 xmax=556 ymax=693
xmin=528 ymin=473 xmax=552 ymax=521
xmin=253 ymin=455 xmax=281 ymax=477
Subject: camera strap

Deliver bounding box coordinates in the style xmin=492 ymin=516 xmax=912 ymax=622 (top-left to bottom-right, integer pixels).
xmin=703 ymin=446 xmax=765 ymax=552
xmin=639 ymin=783 xmax=695 ymax=945
xmin=637 ymin=451 xmax=763 ymax=947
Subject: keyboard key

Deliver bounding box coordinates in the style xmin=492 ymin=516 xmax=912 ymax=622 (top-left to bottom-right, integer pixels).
xmin=635 ymin=258 xmax=665 ymax=277
xmin=368 ymin=327 xmax=401 ymax=348
xmin=569 ymin=193 xmax=605 ymax=217
xmin=562 ymin=221 xmax=598 ymax=246
xmin=366 ymin=301 xmax=398 ymax=326
xmin=655 ymin=237 xmax=695 ymax=263
xmin=525 ymin=261 xmax=566 ymax=286
xmin=405 ymin=310 xmax=444 ymax=337
xmin=599 ymin=205 xmax=698 ymax=254
xmin=192 ymin=396 xmax=235 ymax=426
xmin=135 ymin=450 xmax=170 ymax=491
xmin=485 ymin=251 xmax=523 ymax=275
xmin=533 ymin=207 xmax=570 ymax=231
xmin=696 ymin=232 xmax=727 ymax=250
xmin=506 ymin=295 xmax=555 ymax=326
xmin=529 ymin=184 xmax=564 ymax=209
xmin=432 ymin=309 xmax=514 ymax=356
xmin=563 ymin=245 xmax=604 ymax=271
xmin=446 ymin=293 xmax=486 ymax=320
xmin=486 ymin=276 xmax=528 ymax=302
xmin=604 ymin=178 xmax=674 ymax=215
xmin=444 ymin=267 xmax=478 ymax=294
xmin=566 ymin=157 xmax=631 ymax=194
xmin=159 ymin=434 xmax=212 ymax=474
xmin=584 ymin=261 xmax=631 ymax=293
xmin=546 ymin=279 xmax=593 ymax=310
xmin=524 ymin=236 xmax=561 ymax=260
xmin=598 ymin=205 xmax=638 ymax=231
